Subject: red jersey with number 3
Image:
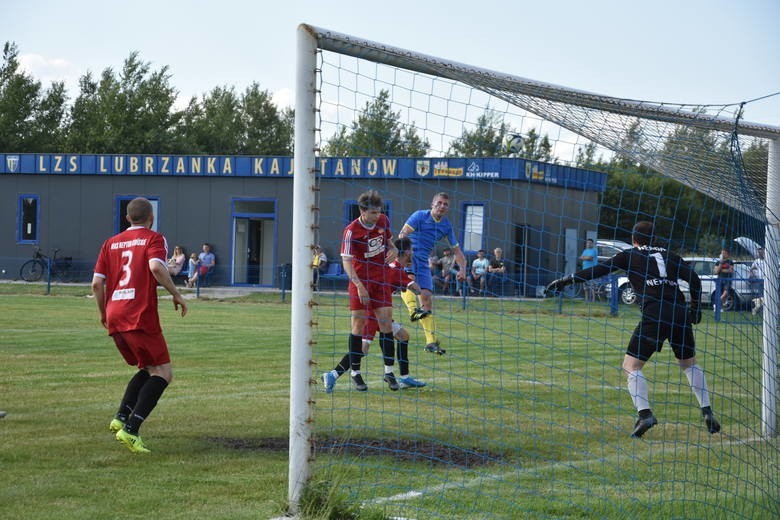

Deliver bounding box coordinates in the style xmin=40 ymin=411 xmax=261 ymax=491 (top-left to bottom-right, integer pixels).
xmin=94 ymin=226 xmax=169 ymax=335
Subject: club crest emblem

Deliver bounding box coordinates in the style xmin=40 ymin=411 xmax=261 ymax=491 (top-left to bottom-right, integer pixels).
xmin=6 ymin=155 xmax=19 ymax=173
xmin=416 ymin=160 xmax=430 ymax=177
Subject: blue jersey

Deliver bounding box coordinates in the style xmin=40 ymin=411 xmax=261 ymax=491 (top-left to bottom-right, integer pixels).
xmin=404 ymin=210 xmax=458 ymax=256
xmin=404 ymin=209 xmax=459 ymax=290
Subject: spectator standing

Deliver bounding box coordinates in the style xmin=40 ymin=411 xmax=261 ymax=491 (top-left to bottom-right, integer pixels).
xmin=580 ymin=238 xmax=600 ymax=302
xmin=311 ymin=245 xmax=328 ymax=289
xmin=713 ymin=248 xmax=734 ymax=308
xmin=749 ymin=247 xmax=766 ymax=315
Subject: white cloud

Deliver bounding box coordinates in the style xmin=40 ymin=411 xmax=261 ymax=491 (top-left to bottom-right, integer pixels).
xmin=19 ymin=53 xmax=80 ymax=93
xmin=272 ymin=88 xmax=293 ymax=110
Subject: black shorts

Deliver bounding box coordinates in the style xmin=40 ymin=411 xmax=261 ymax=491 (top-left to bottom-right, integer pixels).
xmin=627 ymin=301 xmax=695 ymax=361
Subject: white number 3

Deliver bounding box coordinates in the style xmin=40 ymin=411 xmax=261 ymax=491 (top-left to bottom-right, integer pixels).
xmin=119 ymin=250 xmax=133 ymax=286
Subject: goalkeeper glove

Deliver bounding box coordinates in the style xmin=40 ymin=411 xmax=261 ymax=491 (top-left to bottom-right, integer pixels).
xmin=545 ymin=274 xmax=575 ymax=295
xmin=688 ymin=301 xmax=702 ymax=324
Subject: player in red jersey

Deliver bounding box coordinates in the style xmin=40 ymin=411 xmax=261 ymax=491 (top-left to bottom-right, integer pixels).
xmin=322 ymin=190 xmax=398 ymax=393
xmin=91 ymin=197 xmax=188 ymax=453
xmin=362 ymin=237 xmax=427 ymax=388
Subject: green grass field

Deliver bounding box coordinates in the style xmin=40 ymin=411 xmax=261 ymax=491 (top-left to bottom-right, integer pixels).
xmin=1 ymin=283 xmax=777 ymax=519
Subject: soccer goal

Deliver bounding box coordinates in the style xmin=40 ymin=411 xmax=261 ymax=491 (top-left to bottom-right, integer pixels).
xmin=289 ymin=23 xmax=779 ymax=518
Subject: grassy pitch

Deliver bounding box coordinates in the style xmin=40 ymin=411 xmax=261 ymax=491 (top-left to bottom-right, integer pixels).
xmin=0 ymin=284 xmax=777 ymax=519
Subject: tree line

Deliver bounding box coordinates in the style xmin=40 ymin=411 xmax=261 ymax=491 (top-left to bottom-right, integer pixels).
xmin=0 ymin=42 xmax=293 ymax=155
xmin=2 ymin=41 xmax=766 ymax=253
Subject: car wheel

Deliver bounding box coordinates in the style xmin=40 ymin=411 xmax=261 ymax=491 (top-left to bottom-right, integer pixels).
xmin=620 ymin=284 xmax=637 ymax=305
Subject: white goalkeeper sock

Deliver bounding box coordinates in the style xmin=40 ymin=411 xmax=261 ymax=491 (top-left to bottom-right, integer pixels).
xmin=684 ymin=364 xmax=711 ymax=408
xmin=627 ymin=370 xmax=651 ymax=412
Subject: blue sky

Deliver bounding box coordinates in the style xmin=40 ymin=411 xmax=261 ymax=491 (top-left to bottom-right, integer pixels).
xmin=2 ymin=0 xmax=778 ymax=126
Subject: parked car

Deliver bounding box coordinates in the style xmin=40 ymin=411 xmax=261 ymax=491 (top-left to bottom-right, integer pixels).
xmin=596 ymin=239 xmax=632 ymax=263
xmin=595 ymin=240 xmax=636 ymax=304
xmin=679 ymin=257 xmax=756 ymax=311
xmin=608 ymin=256 xmax=758 ymax=310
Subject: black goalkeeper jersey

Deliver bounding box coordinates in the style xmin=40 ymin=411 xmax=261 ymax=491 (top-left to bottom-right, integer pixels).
xmin=572 ymin=245 xmax=702 ymax=307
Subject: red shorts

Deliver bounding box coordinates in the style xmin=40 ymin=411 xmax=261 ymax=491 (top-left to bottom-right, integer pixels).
xmin=112 ymin=330 xmax=170 ymax=368
xmin=348 ymin=279 xmax=392 ymax=311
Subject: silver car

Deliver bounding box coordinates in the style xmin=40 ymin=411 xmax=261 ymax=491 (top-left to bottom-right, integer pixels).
xmin=609 ymin=256 xmax=757 ymax=310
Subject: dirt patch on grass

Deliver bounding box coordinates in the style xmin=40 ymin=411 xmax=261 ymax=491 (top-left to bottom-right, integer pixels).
xmin=209 ymin=436 xmax=502 ymax=468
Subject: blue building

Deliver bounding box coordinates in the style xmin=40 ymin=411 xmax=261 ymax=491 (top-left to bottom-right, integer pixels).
xmin=1 ymin=153 xmax=606 ymax=292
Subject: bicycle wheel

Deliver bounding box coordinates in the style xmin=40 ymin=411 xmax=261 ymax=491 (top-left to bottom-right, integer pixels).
xmin=563 ymin=283 xmax=582 ymax=299
xmin=55 ymin=267 xmax=75 ymax=283
xmin=20 ymin=260 xmax=45 ymax=282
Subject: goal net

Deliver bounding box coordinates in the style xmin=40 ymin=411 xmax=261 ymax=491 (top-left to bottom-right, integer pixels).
xmin=290 ymin=24 xmax=780 ymax=519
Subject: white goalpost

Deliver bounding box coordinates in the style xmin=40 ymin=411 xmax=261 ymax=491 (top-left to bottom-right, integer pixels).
xmin=290 ymin=22 xmax=780 ymax=518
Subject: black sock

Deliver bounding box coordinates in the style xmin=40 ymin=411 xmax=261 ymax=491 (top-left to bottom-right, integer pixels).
xmin=397 ymin=339 xmax=409 ymax=376
xmin=116 ymin=369 xmax=150 ymax=421
xmin=348 ymin=334 xmax=364 ymax=373
xmin=124 ymin=376 xmax=168 ymax=435
xmin=701 ymin=406 xmax=713 ymax=416
xmin=335 ymin=354 xmax=350 ymax=376
xmin=379 ymin=332 xmax=394 ymax=369
xmin=638 ymin=408 xmax=653 ymax=419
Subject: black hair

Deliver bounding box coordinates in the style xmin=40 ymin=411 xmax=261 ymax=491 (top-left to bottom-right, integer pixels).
xmin=394 ymin=236 xmax=412 ymax=255
xmin=632 ymin=221 xmax=654 ymax=246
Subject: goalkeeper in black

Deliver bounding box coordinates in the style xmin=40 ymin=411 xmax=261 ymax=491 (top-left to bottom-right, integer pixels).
xmin=546 ymin=221 xmax=720 ymax=438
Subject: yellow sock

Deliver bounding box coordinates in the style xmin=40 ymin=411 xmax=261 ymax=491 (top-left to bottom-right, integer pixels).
xmin=419 ymin=314 xmax=437 ymax=344
xmin=401 ymin=289 xmax=418 ymax=313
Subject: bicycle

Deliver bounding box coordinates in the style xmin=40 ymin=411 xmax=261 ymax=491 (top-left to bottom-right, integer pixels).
xmin=19 ymin=247 xmax=74 ymax=282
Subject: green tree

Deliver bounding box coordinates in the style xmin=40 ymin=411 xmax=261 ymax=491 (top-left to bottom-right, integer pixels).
xmin=241 ymin=83 xmax=294 ymax=155
xmin=448 ymin=109 xmax=509 ymax=157
xmin=66 ymin=52 xmax=179 ymax=153
xmin=323 ymin=89 xmax=428 ymax=156
xmin=515 ymin=128 xmax=555 ymax=162
xmin=575 ymin=142 xmax=599 ymax=169
xmin=177 ymin=86 xmax=243 ymax=154
xmin=611 ymin=120 xmax=645 ymax=170
xmin=0 ymin=42 xmax=67 ymax=151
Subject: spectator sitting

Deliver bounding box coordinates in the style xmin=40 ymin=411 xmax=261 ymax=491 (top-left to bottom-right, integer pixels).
xmin=487 ymin=247 xmax=510 ymax=295
xmin=439 ymin=248 xmax=457 ymax=293
xmin=469 ymin=249 xmax=489 ymax=295
xmin=429 ymin=252 xmax=444 ymax=290
xmin=167 ymin=245 xmax=186 ymax=276
xmin=198 ymin=243 xmax=216 ymax=278
xmin=186 ymin=253 xmax=200 ymax=288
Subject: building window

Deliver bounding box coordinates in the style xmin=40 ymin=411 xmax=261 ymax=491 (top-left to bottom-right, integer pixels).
xmin=18 ymin=194 xmax=39 ymax=243
xmin=116 ymin=196 xmax=159 ymax=233
xmin=463 ymin=204 xmax=484 ymax=252
xmin=345 ymin=199 xmax=392 ymax=225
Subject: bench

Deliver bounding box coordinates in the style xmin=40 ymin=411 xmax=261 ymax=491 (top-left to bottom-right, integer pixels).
xmin=319 ymin=262 xmax=349 ymax=290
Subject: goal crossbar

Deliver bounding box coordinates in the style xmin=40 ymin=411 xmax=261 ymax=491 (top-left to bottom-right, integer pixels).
xmin=304 ymin=24 xmax=780 ymax=140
